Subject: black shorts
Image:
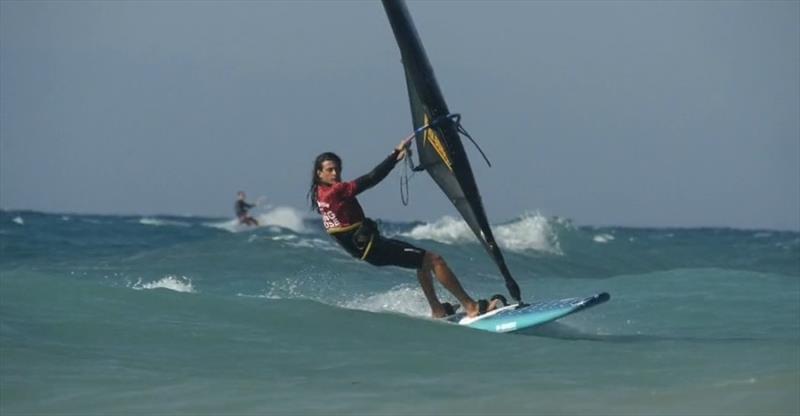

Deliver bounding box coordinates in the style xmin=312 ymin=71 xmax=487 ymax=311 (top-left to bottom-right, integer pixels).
xmin=362 ymin=236 xmax=426 ymax=270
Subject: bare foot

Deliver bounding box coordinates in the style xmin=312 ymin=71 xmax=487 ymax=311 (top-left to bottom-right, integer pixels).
xmin=464 ymin=298 xmax=501 ymax=318
xmin=430 ymin=302 xmax=459 ymax=318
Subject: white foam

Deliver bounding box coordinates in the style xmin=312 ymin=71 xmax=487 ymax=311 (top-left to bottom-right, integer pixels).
xmin=593 ymin=233 xmax=615 ymax=243
xmin=139 ymin=217 xmax=191 ymax=227
xmin=282 ymin=237 xmax=339 ymax=251
xmin=204 ymin=205 xmax=307 ymax=233
xmin=495 ymin=213 xmax=562 ymax=254
xmin=401 ymin=215 xmax=473 ymax=244
xmin=255 ymin=206 xmax=307 ymax=232
xmin=132 ymin=275 xmax=195 ymax=293
xmin=401 ymin=212 xmax=562 ymax=254
xmin=340 ymin=284 xmax=434 ymax=317
xmin=252 ymin=275 xmax=453 ymax=318
xmin=260 ymin=275 xmax=337 ymax=301
xmin=12 ymin=216 xmax=24 ymax=225
xmin=271 ymin=234 xmax=298 ymax=241
xmin=204 ymin=218 xmax=247 ymax=233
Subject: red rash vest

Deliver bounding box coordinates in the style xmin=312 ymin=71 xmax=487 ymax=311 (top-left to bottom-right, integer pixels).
xmin=316 ymin=181 xmax=365 ymax=233
xmin=315 ymin=149 xmax=400 ymax=234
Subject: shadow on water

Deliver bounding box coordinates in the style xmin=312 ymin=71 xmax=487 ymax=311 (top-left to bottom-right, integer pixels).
xmin=513 ymin=321 xmax=765 ymax=344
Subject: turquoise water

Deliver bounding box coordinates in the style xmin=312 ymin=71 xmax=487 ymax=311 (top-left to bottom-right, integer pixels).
xmin=1 ymin=209 xmax=798 ymax=415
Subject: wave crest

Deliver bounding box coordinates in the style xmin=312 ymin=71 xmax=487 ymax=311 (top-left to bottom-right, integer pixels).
xmin=400 ymin=212 xmax=563 ymax=254
xmin=131 ymin=275 xmax=195 ymax=293
xmin=138 ymin=217 xmax=191 ymax=227
xmin=204 ymin=206 xmax=307 ymax=233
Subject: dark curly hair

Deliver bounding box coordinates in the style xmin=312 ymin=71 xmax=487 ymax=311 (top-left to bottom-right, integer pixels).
xmin=307 ymin=152 xmax=342 ymax=213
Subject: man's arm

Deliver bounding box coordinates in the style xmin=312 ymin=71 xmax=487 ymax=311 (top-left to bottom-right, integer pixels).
xmin=351 ymin=137 xmax=413 ymax=195
xmin=353 ymin=150 xmax=401 ymax=194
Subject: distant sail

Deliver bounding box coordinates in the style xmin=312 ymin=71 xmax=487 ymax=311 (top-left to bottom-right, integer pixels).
xmin=382 ymin=0 xmax=522 ymax=302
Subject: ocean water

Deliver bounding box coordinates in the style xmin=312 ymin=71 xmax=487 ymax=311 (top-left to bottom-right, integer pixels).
xmin=1 ymin=208 xmax=798 ymax=415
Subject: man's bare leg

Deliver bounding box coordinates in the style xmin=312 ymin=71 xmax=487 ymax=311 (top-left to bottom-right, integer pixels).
xmin=419 ymin=251 xmax=498 ymax=318
xmin=417 ymin=266 xmax=448 ymax=317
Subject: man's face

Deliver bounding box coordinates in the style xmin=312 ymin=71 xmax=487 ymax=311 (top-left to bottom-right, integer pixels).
xmin=317 ymin=160 xmax=341 ymax=185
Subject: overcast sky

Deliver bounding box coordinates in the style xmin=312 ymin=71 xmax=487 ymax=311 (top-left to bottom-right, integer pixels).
xmin=1 ymin=0 xmax=798 ymax=230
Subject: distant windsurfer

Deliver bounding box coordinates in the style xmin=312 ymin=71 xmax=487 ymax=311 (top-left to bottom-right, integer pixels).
xmin=308 ymin=137 xmax=499 ymax=318
xmin=235 ymin=191 xmax=259 ymax=227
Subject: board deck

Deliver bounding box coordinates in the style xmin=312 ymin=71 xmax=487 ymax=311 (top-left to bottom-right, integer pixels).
xmin=444 ymin=292 xmax=611 ymax=333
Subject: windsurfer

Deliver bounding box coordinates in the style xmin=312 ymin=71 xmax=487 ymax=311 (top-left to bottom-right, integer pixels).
xmin=308 ymin=137 xmax=499 ymax=318
xmin=235 ymin=191 xmax=259 ymax=226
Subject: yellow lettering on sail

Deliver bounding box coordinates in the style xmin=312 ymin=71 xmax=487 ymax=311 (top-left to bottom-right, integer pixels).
xmin=422 ymin=115 xmax=453 ymax=171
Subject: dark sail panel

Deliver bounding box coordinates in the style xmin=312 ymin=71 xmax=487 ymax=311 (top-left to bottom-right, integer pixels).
xmin=384 ymin=0 xmax=522 ymax=302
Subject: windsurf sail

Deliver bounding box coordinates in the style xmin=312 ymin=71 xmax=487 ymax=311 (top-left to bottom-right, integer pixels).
xmin=382 ymin=0 xmax=522 ymax=303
